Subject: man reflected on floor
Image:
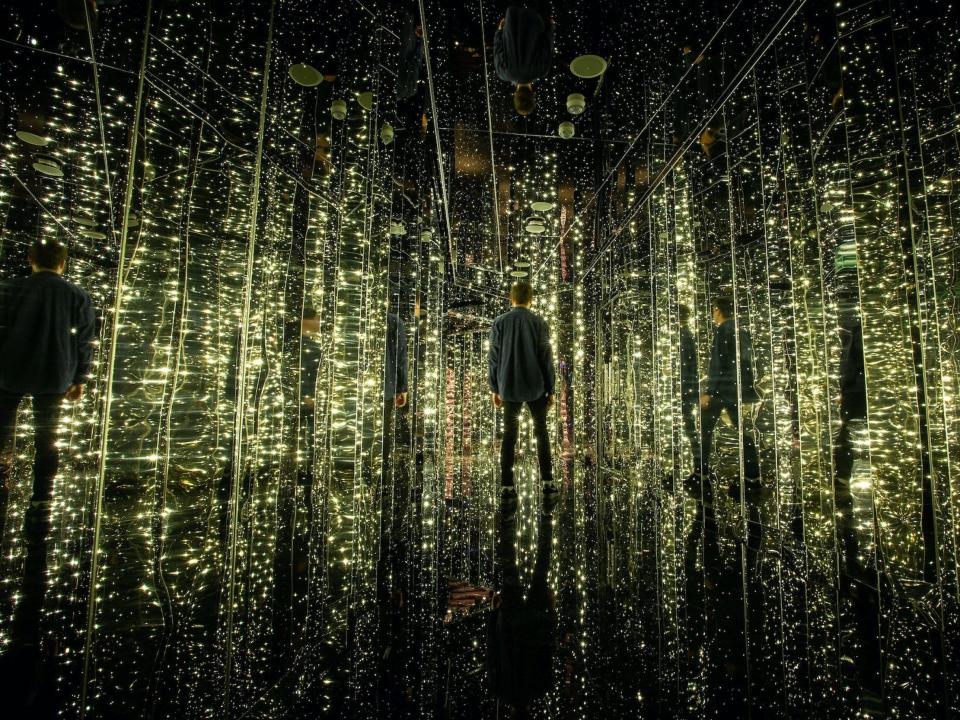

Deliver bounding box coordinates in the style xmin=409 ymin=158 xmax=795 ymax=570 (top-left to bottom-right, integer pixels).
xmin=488 ymin=508 xmax=556 ymax=717
xmin=698 ymin=295 xmax=762 ymax=569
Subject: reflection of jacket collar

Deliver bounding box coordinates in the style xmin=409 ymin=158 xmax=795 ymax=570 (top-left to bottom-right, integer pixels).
xmin=714 ymin=318 xmax=735 ymax=336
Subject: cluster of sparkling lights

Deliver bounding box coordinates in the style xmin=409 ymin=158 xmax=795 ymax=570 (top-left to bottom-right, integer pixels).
xmin=0 ymin=0 xmax=958 ymax=718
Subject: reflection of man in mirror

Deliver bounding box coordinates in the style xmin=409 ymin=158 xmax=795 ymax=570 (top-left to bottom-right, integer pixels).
xmin=396 ymin=10 xmax=429 ymax=138
xmin=384 ymin=311 xmax=409 ymax=426
xmin=217 ymin=307 xmax=320 ymax=544
xmin=397 ymin=11 xmax=423 ymax=102
xmin=698 ymin=295 xmax=762 ymax=563
xmin=494 ymin=4 xmax=555 ymax=116
xmin=488 ymin=511 xmax=556 ymax=717
xmin=678 ymin=305 xmax=700 ymax=469
xmin=0 ymin=239 xmax=96 ymax=651
xmin=489 ymin=281 xmax=558 ymax=518
xmin=290 ymin=306 xmax=323 ymax=483
xmin=295 ymin=307 xmax=322 ymax=412
xmin=381 ymin=307 xmax=409 ymax=492
xmin=834 ymin=319 xmax=865 ymax=582
xmin=269 ymin=305 xmax=323 ymax=659
xmin=377 ymin=308 xmax=412 ymax=702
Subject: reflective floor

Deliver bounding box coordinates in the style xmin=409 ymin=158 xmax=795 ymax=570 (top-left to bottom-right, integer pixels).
xmin=1 ymin=0 xmax=959 ymax=718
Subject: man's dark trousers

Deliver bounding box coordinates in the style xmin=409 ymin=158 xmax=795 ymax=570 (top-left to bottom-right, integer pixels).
xmin=698 ymin=398 xmax=760 ymax=480
xmin=0 ymin=393 xmax=64 ymax=504
xmin=0 ymin=391 xmax=64 ymax=644
xmin=500 ymin=397 xmax=552 ymax=487
xmin=698 ymin=397 xmax=762 ymax=565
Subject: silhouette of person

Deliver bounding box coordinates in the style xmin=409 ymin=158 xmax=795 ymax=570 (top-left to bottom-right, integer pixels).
xmin=678 ymin=304 xmax=700 ymax=469
xmin=488 ymin=509 xmax=556 ymax=716
xmin=494 ymin=5 xmax=555 ymax=116
xmin=0 ymin=239 xmax=95 ymax=650
xmin=698 ymin=295 xmax=762 ymax=566
xmin=488 ymin=281 xmax=557 ymax=518
xmin=834 ymin=319 xmax=865 ymax=580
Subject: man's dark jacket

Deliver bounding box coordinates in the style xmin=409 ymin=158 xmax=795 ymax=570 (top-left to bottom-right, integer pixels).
xmin=488 ymin=306 xmax=555 ymax=403
xmin=385 ymin=313 xmax=408 ymax=401
xmin=0 ymin=271 xmax=96 ymax=395
xmin=397 ymin=12 xmax=422 ymax=100
xmin=493 ymin=6 xmax=554 ymax=85
xmin=704 ymin=318 xmax=759 ymax=404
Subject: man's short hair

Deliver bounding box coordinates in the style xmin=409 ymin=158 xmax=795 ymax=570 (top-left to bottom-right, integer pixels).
xmin=29 ymin=239 xmax=68 ymax=270
xmin=510 ymin=280 xmax=533 ymax=305
xmin=513 ymin=85 xmax=535 ymax=116
xmin=510 ymin=281 xmax=533 ymax=305
xmin=302 ymin=306 xmax=319 ymax=321
xmin=712 ymin=295 xmax=735 ymax=319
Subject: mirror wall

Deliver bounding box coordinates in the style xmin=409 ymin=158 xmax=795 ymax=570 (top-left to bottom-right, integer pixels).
xmin=0 ymin=0 xmax=958 ymax=718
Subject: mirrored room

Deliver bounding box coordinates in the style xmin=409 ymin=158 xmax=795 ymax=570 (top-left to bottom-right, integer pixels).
xmin=0 ymin=0 xmax=959 ymax=718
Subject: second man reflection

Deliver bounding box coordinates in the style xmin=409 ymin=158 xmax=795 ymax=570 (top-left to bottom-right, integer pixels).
xmin=378 ymin=306 xmax=412 ymax=705
xmin=678 ymin=304 xmax=700 ymax=470
xmin=834 ymin=318 xmax=865 ymax=582
xmin=698 ymin=296 xmax=763 ymax=566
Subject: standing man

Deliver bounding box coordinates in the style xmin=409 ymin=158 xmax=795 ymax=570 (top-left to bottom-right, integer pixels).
xmin=699 ymin=295 xmax=762 ymax=565
xmin=494 ymin=5 xmax=555 ymax=116
xmin=488 ymin=281 xmax=557 ymax=517
xmin=0 ymin=239 xmax=96 ymax=648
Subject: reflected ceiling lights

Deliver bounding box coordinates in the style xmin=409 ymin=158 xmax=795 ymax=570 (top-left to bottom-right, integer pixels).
xmin=567 ymin=93 xmax=586 ymax=115
xmin=525 ymin=217 xmax=547 ymax=233
xmin=16 ymin=130 xmax=50 ymax=146
xmin=380 ymin=122 xmax=394 ymax=145
xmin=32 ymin=157 xmax=63 ymax=177
xmin=569 ymin=54 xmax=607 ymax=79
xmin=288 ymin=63 xmax=322 ymax=87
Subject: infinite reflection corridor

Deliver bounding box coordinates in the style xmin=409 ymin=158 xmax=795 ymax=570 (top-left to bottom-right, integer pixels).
xmin=0 ymin=1 xmax=959 ymax=719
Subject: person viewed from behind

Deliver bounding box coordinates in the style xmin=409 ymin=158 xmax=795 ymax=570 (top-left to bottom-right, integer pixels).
xmin=488 ymin=281 xmax=557 ymax=518
xmin=0 ymin=239 xmax=96 ymax=650
xmin=494 ymin=5 xmax=555 ymax=116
